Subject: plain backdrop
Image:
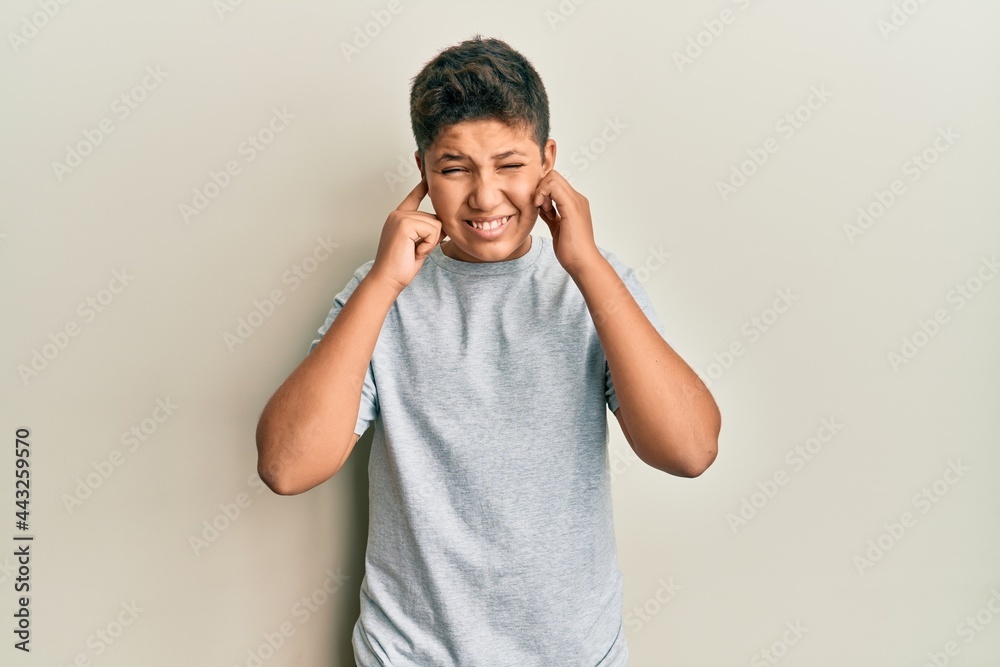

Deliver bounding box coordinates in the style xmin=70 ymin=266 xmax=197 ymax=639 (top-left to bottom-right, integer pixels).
xmin=2 ymin=1 xmax=999 ymax=665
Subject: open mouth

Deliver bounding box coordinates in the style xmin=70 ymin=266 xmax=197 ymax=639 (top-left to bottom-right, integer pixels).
xmin=464 ymin=215 xmax=513 ymax=239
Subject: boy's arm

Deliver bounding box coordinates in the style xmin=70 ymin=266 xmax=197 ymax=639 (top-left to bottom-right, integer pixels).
xmin=573 ymin=255 xmax=721 ymax=478
xmin=255 ymin=273 xmax=400 ymax=495
xmin=256 ymin=177 xmax=439 ymax=495
xmin=531 ymin=169 xmax=719 ymax=478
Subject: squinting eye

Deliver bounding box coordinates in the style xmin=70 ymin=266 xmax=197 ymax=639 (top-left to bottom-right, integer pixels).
xmin=442 ymin=165 xmax=521 ymax=174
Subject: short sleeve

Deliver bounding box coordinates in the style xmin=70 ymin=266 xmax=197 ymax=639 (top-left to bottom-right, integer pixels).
xmin=307 ymin=272 xmax=378 ymax=437
xmin=602 ymin=253 xmax=668 ymax=414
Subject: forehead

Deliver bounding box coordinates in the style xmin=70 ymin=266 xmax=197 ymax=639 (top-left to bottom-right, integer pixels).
xmin=431 ymin=119 xmax=536 ymax=161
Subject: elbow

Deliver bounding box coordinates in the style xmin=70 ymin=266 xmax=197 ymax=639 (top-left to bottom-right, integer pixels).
xmin=642 ymin=436 xmax=718 ymax=478
xmin=255 ymin=435 xmax=336 ymax=497
xmin=676 ymin=439 xmax=718 ymax=478
xmin=257 ymin=459 xmax=302 ymax=496
xmin=255 ymin=428 xmax=306 ymax=496
xmin=681 ymin=402 xmax=721 ymax=477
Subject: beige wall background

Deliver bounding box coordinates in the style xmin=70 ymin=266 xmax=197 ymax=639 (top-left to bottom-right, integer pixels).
xmin=2 ymin=1 xmax=999 ymax=665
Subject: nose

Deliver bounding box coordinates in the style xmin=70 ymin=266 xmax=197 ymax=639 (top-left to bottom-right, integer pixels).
xmin=468 ymin=171 xmax=504 ymax=212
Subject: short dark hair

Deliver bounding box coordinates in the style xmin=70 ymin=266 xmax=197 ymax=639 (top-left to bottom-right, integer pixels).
xmin=409 ymin=34 xmax=550 ymax=174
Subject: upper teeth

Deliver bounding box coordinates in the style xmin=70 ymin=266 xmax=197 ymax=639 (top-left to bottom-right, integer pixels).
xmin=469 ymin=216 xmax=510 ymax=230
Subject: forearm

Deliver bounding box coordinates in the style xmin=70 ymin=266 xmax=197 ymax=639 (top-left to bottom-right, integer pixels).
xmin=256 ymin=273 xmax=400 ymax=493
xmin=570 ymin=254 xmax=720 ymax=476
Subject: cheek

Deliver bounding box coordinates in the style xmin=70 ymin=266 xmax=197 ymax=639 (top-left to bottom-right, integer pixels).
xmin=510 ymin=178 xmax=540 ymax=206
xmin=427 ymin=183 xmax=455 ymax=212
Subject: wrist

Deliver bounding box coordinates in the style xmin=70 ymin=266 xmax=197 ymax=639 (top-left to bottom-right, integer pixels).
xmin=564 ymin=249 xmax=608 ymax=281
xmin=360 ymin=270 xmax=405 ymax=304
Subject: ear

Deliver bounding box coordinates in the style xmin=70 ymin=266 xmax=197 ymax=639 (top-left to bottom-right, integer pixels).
xmin=414 ymin=150 xmax=424 ymax=179
xmin=541 ymin=138 xmax=556 ymax=176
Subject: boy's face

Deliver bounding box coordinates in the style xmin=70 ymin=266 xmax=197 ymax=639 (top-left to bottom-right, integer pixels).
xmin=415 ymin=118 xmax=556 ymax=263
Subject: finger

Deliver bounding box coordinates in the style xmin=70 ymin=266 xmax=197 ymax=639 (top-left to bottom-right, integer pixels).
xmin=535 ymin=177 xmax=571 ymax=220
xmin=396 ymin=176 xmax=429 ymax=212
xmin=538 ymin=201 xmax=558 ymax=226
xmin=532 ymin=174 xmax=550 ymax=208
xmin=414 ymin=220 xmax=444 ymax=256
xmin=544 ymin=194 xmax=559 ymax=220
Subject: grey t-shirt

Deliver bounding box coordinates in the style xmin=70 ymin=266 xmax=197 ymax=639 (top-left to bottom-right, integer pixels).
xmin=308 ymin=234 xmax=666 ymax=667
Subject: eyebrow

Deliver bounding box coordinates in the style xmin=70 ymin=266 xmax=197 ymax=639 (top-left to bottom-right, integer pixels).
xmin=435 ymin=149 xmax=526 ymax=165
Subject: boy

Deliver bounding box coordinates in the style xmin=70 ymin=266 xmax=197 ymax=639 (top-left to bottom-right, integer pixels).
xmin=255 ymin=35 xmax=720 ymax=667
